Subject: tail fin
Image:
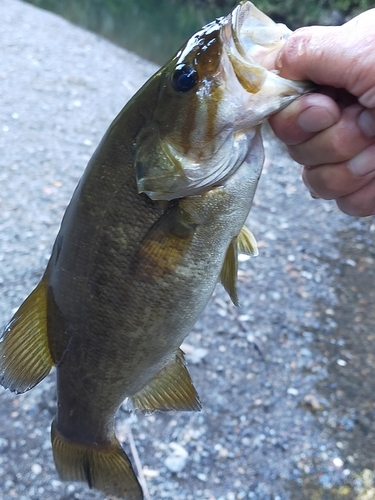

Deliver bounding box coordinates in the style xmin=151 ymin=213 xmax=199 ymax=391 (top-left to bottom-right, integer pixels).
xmin=51 ymin=421 xmax=143 ymax=499
xmin=0 ymin=278 xmax=54 ymax=393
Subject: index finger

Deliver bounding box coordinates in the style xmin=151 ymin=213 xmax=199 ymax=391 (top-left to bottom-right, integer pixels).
xmin=276 ymin=18 xmax=375 ymax=99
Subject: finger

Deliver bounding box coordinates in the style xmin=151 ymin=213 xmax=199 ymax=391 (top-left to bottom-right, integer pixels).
xmin=269 ymin=93 xmax=340 ymax=145
xmin=336 ymin=178 xmax=375 ymax=216
xmin=275 ymin=20 xmax=375 ymax=99
xmin=357 ymin=108 xmax=375 ymax=137
xmin=348 ymin=142 xmax=375 ymax=176
xmin=302 ymin=162 xmax=375 ymax=200
xmin=287 ymin=104 xmax=375 ymax=166
xmin=275 ymin=25 xmax=350 ymax=85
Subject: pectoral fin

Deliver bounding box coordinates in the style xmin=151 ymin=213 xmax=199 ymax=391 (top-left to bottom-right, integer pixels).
xmin=0 ymin=277 xmax=54 ymax=393
xmin=131 ymin=349 xmax=201 ymax=412
xmin=133 ymin=202 xmax=197 ymax=280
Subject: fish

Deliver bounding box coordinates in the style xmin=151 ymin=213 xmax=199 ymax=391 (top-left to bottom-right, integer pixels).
xmin=0 ymin=2 xmax=311 ymax=499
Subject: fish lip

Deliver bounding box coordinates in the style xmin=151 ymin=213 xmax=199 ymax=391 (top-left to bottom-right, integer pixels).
xmin=221 ymin=1 xmax=314 ymax=101
xmin=224 ymin=1 xmax=292 ymax=69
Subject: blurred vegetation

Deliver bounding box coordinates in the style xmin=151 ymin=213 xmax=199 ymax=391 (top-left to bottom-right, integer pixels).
xmin=25 ymin=0 xmax=375 ymax=64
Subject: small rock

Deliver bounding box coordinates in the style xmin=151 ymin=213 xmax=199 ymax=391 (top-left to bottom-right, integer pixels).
xmin=31 ymin=463 xmax=42 ymax=475
xmin=165 ymin=443 xmax=188 ymax=473
xmin=197 ymin=473 xmax=207 ymax=481
xmin=333 ymin=457 xmax=344 ymax=468
xmin=287 ymin=387 xmax=299 ymax=396
xmin=303 ymin=394 xmax=323 ymax=411
xmin=181 ymin=343 xmax=208 ymax=364
xmin=253 ymin=434 xmax=266 ymax=448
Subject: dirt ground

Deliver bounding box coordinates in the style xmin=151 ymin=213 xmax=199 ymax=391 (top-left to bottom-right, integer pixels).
xmin=1 ymin=1 xmax=375 ymax=499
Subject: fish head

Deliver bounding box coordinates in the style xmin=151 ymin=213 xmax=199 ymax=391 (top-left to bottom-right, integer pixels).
xmin=135 ymin=1 xmax=312 ymax=201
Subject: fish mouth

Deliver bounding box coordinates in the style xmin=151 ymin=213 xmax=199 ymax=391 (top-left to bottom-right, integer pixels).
xmin=229 ymin=1 xmax=292 ymax=69
xmin=221 ymin=1 xmax=313 ymax=105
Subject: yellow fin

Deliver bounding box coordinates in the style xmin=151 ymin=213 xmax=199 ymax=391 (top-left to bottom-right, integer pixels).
xmin=133 ymin=203 xmax=196 ymax=280
xmin=238 ymin=225 xmax=258 ymax=257
xmin=0 ymin=278 xmax=53 ymax=393
xmin=51 ymin=421 xmax=143 ymax=500
xmin=131 ymin=349 xmax=201 ymax=412
xmin=220 ymin=238 xmax=239 ymax=306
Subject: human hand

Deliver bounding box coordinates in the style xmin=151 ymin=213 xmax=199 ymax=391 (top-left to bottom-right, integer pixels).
xmin=269 ymin=10 xmax=375 ymax=216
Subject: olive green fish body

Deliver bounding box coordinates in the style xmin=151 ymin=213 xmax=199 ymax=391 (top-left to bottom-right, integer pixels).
xmin=49 ymin=126 xmax=264 ymax=442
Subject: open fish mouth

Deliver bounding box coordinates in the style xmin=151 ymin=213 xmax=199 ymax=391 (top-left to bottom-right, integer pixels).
xmin=222 ymin=1 xmax=311 ymax=98
xmin=229 ymin=1 xmax=292 ymax=67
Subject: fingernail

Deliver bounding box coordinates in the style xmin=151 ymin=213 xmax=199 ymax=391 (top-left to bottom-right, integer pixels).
xmin=358 ymin=109 xmax=375 ymax=138
xmin=275 ymin=50 xmax=283 ymax=70
xmin=302 ymin=168 xmax=320 ymax=198
xmin=297 ymin=107 xmax=336 ymax=133
xmin=348 ymin=143 xmax=375 ymax=176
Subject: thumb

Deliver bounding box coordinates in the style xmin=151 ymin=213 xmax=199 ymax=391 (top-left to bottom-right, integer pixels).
xmin=275 ymin=16 xmax=375 ymax=99
xmin=275 ymin=25 xmax=347 ymax=86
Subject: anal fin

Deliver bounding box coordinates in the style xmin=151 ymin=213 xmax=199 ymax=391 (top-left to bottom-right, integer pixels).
xmin=131 ymin=349 xmax=201 ymax=412
xmin=51 ymin=421 xmax=143 ymax=500
xmin=0 ymin=277 xmax=54 ymax=393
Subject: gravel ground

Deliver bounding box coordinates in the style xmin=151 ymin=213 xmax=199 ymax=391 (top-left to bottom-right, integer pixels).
xmin=1 ymin=1 xmax=375 ymax=499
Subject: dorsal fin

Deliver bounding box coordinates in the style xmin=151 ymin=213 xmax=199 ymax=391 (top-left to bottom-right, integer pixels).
xmin=131 ymin=349 xmax=201 ymax=412
xmin=0 ymin=277 xmax=54 ymax=394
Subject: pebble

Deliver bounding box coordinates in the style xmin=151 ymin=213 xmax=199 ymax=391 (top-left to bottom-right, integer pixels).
xmin=337 ymin=359 xmax=347 ymax=366
xmin=165 ymin=443 xmax=189 ymax=473
xmin=182 ymin=344 xmax=209 ymax=364
xmin=287 ymin=387 xmax=299 ymax=396
xmin=31 ymin=463 xmax=42 ymax=475
xmin=304 ymin=394 xmax=322 ymax=411
xmin=333 ymin=457 xmax=344 ymax=468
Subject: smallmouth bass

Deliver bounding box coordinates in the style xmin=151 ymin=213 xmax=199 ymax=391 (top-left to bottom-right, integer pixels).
xmin=0 ymin=2 xmax=311 ymax=499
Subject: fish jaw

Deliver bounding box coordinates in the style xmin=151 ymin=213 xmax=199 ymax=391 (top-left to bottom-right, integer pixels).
xmin=221 ymin=0 xmax=314 ymax=120
xmin=135 ymin=2 xmax=312 ymax=201
xmin=229 ymin=1 xmax=292 ymax=69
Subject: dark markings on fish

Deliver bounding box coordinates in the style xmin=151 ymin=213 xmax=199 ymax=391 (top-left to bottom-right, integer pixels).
xmin=176 ymin=23 xmax=224 ymax=155
xmin=205 ymin=84 xmax=223 ymax=147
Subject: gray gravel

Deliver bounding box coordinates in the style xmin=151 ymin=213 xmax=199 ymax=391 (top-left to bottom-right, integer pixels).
xmin=1 ymin=1 xmax=375 ymax=499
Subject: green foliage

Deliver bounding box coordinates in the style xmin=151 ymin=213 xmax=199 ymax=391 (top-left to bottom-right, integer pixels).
xmin=252 ymin=0 xmax=375 ymax=28
xmin=25 ymin=0 xmax=375 ymax=64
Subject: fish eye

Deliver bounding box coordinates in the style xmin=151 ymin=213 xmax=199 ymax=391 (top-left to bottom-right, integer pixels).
xmin=171 ymin=64 xmax=198 ymax=93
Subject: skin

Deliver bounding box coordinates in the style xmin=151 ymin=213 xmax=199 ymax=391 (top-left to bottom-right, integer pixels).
xmin=268 ymin=10 xmax=375 ymax=216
